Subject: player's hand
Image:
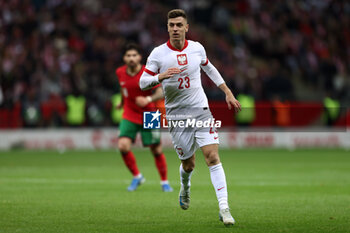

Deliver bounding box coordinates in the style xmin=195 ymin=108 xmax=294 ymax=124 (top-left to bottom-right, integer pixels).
xmin=158 ymin=68 xmax=181 ymax=81
xmin=226 ymin=93 xmax=241 ymax=113
xmin=135 ymin=96 xmax=150 ymax=108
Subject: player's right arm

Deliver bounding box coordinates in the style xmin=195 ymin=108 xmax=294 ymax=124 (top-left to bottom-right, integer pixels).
xmin=139 ymin=49 xmax=181 ymax=90
xmin=158 ymin=68 xmax=181 ymax=81
xmin=140 ymin=68 xmax=181 ymax=91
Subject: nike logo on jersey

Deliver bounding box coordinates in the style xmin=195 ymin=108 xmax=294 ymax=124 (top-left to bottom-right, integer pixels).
xmin=180 ymin=67 xmax=187 ymax=72
xmin=217 ymin=187 xmax=225 ymax=191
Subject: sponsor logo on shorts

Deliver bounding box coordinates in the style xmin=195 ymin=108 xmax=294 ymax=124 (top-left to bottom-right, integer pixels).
xmin=176 ymin=146 xmax=184 ymax=156
xmin=163 ymin=118 xmax=221 ymax=129
xmin=143 ymin=110 xmax=161 ymax=129
xmin=217 ymin=187 xmax=225 ymax=191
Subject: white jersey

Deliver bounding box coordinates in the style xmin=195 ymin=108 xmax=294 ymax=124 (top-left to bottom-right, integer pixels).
xmin=140 ymin=39 xmax=225 ymax=159
xmin=140 ymin=40 xmax=224 ymax=116
xmin=144 ymin=40 xmax=223 ymax=119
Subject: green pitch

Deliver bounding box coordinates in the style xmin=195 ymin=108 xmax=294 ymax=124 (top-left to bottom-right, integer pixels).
xmin=0 ymin=148 xmax=349 ymax=233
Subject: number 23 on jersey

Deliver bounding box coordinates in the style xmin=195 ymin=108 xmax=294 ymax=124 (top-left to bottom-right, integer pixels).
xmin=178 ymin=76 xmax=190 ymax=89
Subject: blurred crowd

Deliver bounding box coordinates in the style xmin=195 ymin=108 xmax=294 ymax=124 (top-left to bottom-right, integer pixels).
xmin=0 ymin=0 xmax=349 ymax=126
xmin=181 ymin=0 xmax=350 ymax=102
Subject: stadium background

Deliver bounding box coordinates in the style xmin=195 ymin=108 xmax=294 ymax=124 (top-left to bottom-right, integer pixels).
xmin=0 ymin=1 xmax=349 ymax=233
xmin=0 ymin=0 xmax=349 ymax=130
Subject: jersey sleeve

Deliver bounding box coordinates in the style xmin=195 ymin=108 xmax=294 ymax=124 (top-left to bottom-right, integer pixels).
xmin=152 ymin=84 xmax=161 ymax=90
xmin=144 ymin=49 xmax=159 ymax=75
xmin=198 ymin=42 xmax=209 ymax=66
xmin=198 ymin=43 xmax=225 ymax=86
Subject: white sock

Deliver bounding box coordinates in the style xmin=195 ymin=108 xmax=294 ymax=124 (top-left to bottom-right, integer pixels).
xmin=160 ymin=180 xmax=169 ymax=185
xmin=209 ymin=163 xmax=229 ymax=210
xmin=180 ymin=163 xmax=193 ymax=191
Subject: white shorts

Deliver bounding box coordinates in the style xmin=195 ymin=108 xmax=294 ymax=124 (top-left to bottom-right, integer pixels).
xmin=169 ymin=110 xmax=219 ymax=160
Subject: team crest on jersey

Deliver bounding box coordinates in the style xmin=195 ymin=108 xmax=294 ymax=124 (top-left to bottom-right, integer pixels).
xmin=177 ymin=54 xmax=188 ymax=65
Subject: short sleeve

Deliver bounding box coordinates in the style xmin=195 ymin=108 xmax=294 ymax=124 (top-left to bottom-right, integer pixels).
xmin=151 ymin=84 xmax=161 ymax=90
xmin=145 ymin=49 xmax=159 ymax=75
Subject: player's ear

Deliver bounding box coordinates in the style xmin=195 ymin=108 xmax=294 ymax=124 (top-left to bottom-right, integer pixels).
xmin=185 ymin=24 xmax=189 ymax=33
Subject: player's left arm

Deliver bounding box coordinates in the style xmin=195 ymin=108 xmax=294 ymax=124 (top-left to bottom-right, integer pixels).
xmin=135 ymin=87 xmax=164 ymax=108
xmin=201 ymin=61 xmax=241 ymax=112
xmin=218 ymin=83 xmax=241 ymax=112
xmin=116 ymin=88 xmax=124 ymax=109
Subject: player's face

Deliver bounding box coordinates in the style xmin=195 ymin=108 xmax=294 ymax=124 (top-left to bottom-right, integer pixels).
xmin=123 ymin=49 xmax=142 ymax=68
xmin=167 ymin=17 xmax=188 ymax=42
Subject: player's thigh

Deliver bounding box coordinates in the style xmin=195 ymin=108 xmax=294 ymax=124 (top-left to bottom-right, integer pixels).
xmin=141 ymin=128 xmax=161 ymax=147
xmin=170 ymin=127 xmax=197 ymax=160
xmin=195 ymin=127 xmax=219 ymax=146
xmin=194 ymin=110 xmax=219 ymax=146
xmin=196 ymin=125 xmax=220 ymax=166
xmin=119 ymin=119 xmax=139 ymax=143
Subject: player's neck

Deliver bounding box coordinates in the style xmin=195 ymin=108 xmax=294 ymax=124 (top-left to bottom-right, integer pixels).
xmin=126 ymin=64 xmax=142 ymax=76
xmin=170 ymin=39 xmax=185 ymax=50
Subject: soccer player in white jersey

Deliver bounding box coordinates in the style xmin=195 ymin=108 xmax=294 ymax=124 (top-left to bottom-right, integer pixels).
xmin=139 ymin=9 xmax=241 ymax=226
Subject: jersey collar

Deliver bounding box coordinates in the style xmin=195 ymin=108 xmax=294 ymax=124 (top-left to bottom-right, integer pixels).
xmin=167 ymin=39 xmax=188 ymax=52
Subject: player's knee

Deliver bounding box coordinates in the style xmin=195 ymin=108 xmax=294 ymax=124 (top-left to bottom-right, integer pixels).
xmin=182 ymin=162 xmax=195 ymax=172
xmin=118 ymin=140 xmax=130 ymax=154
xmin=206 ymin=151 xmax=220 ymax=166
xmin=150 ymin=144 xmax=162 ymax=156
